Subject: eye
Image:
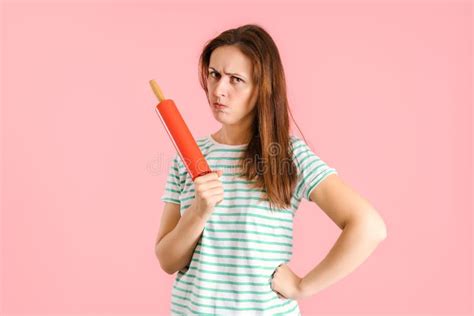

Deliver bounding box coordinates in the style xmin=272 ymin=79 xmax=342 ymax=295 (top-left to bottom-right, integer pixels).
xmin=208 ymin=71 xmax=244 ymax=83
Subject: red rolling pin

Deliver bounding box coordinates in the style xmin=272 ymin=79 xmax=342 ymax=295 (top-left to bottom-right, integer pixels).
xmin=150 ymin=79 xmax=213 ymax=181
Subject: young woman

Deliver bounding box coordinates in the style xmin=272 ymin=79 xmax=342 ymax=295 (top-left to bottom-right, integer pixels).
xmin=155 ymin=24 xmax=387 ymax=315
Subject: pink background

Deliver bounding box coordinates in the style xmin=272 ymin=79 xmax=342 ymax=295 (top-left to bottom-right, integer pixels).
xmin=1 ymin=1 xmax=472 ymax=315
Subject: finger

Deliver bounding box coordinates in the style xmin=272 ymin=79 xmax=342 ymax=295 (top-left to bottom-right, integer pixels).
xmin=210 ymin=192 xmax=225 ymax=204
xmin=194 ymin=171 xmax=220 ymax=183
xmin=197 ymin=179 xmax=223 ymax=191
xmin=272 ymin=264 xmax=282 ymax=275
xmin=273 ymin=264 xmax=282 ymax=273
xmin=270 ymin=279 xmax=276 ymax=292
xmin=202 ymin=187 xmax=224 ymax=197
xmin=199 ymin=175 xmax=222 ymax=187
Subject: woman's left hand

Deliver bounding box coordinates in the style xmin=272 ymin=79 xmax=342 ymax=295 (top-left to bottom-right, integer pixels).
xmin=270 ymin=263 xmax=305 ymax=300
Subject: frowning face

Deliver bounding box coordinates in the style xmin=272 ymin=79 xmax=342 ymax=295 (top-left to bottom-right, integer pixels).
xmin=207 ymin=45 xmax=258 ymax=127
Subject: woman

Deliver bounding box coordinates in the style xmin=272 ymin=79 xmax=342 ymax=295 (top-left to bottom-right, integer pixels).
xmin=155 ymin=24 xmax=387 ymax=315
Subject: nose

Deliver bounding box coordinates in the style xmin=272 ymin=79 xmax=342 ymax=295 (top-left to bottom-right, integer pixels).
xmin=212 ymin=77 xmax=229 ymax=100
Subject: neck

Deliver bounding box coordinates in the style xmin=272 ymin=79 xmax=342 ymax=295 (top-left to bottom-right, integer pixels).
xmin=214 ymin=125 xmax=252 ymax=145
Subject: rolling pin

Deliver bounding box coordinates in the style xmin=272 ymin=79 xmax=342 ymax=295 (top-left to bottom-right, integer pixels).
xmin=150 ymin=79 xmax=212 ymax=181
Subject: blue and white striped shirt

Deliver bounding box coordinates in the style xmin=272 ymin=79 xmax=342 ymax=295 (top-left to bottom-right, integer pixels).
xmin=160 ymin=134 xmax=338 ymax=315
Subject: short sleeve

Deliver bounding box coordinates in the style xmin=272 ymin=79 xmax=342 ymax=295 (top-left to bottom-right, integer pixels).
xmin=292 ymin=137 xmax=338 ymax=201
xmin=160 ymin=155 xmax=184 ymax=205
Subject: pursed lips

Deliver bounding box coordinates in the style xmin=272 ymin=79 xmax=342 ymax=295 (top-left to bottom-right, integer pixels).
xmin=214 ymin=102 xmax=228 ymax=109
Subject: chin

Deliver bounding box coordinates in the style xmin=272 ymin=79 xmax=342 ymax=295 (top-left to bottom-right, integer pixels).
xmin=213 ymin=115 xmax=230 ymax=124
xmin=213 ymin=114 xmax=239 ymax=125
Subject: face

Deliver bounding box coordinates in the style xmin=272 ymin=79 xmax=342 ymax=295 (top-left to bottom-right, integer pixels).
xmin=206 ymin=45 xmax=258 ymax=127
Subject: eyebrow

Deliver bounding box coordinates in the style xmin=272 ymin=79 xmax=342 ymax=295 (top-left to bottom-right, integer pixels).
xmin=208 ymin=67 xmax=247 ymax=80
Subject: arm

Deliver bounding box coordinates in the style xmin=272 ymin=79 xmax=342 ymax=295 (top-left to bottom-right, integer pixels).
xmin=155 ymin=202 xmax=209 ymax=275
xmin=298 ymin=174 xmax=387 ymax=298
xmin=156 ymin=170 xmax=224 ymax=275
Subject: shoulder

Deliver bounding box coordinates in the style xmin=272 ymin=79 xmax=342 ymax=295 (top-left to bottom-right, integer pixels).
xmin=196 ymin=135 xmax=210 ymax=147
xmin=289 ymin=134 xmax=311 ymax=154
xmin=289 ymin=134 xmax=305 ymax=147
xmin=289 ymin=135 xmax=328 ymax=170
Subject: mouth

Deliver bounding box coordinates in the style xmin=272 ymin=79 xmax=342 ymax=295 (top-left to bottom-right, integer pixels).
xmin=213 ymin=102 xmax=228 ymax=110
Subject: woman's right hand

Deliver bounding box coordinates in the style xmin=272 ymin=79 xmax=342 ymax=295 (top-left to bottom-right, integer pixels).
xmin=191 ymin=170 xmax=224 ymax=219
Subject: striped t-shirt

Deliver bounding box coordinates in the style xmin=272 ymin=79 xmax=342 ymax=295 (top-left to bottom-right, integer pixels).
xmin=160 ymin=134 xmax=338 ymax=315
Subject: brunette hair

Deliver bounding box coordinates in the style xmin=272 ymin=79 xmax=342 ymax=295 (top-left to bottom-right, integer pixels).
xmin=198 ymin=24 xmax=306 ymax=210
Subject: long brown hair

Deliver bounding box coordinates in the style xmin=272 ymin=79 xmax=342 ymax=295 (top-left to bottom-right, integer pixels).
xmin=198 ymin=24 xmax=306 ymax=210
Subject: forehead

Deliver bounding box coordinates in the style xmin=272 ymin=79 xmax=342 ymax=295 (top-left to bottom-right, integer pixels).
xmin=209 ymin=45 xmax=253 ymax=78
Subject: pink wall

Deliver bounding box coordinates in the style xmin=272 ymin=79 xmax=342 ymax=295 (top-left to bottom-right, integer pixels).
xmin=1 ymin=1 xmax=471 ymax=315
